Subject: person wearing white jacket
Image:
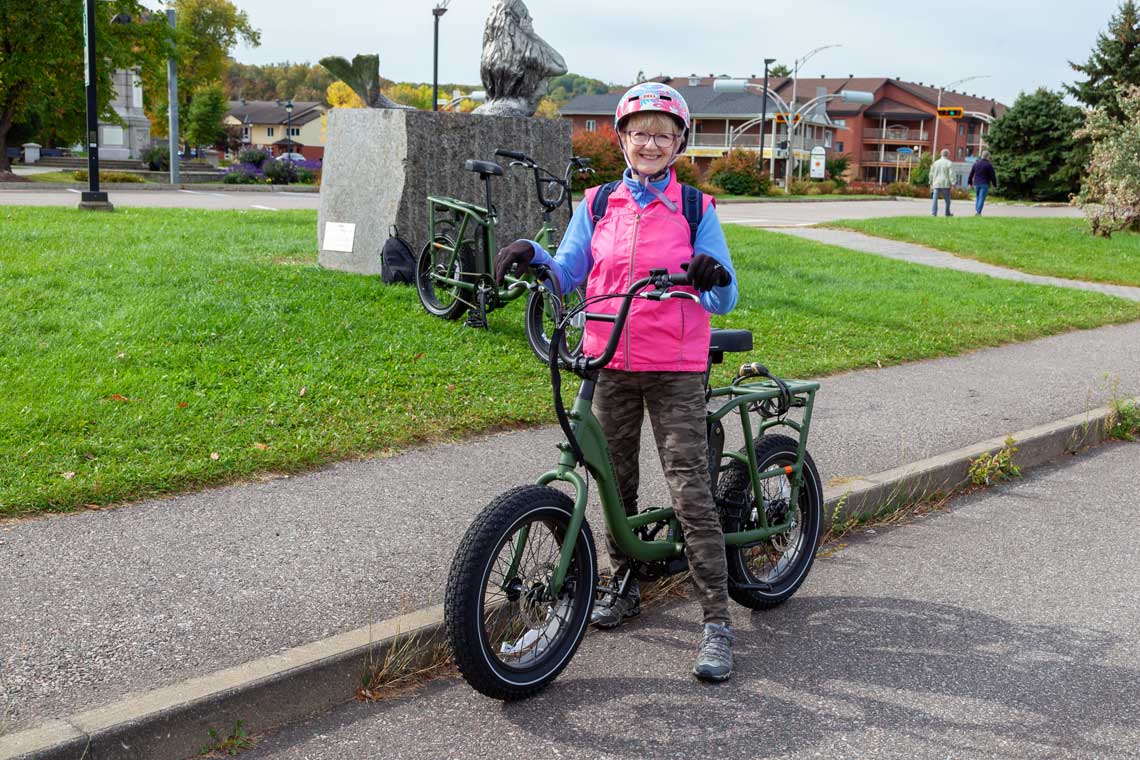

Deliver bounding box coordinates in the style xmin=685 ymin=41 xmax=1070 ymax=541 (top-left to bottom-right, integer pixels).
xmin=930 ymin=149 xmax=955 ymax=217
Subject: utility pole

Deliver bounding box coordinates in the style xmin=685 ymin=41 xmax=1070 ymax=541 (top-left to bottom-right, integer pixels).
xmin=166 ymin=8 xmax=180 ymax=184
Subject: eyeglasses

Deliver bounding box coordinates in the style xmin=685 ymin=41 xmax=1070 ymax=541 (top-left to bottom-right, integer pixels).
xmin=624 ymin=131 xmax=680 ymax=148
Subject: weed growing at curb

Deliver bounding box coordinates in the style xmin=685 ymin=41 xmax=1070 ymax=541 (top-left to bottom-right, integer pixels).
xmin=1104 ymin=379 xmax=1140 ymax=441
xmin=199 ymin=720 xmax=253 ymax=757
xmin=967 ymin=436 xmax=1022 ymax=486
xmin=357 ymin=629 xmax=455 ymax=702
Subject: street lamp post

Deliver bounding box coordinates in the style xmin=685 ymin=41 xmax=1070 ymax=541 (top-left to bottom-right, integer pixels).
xmin=432 ymin=1 xmax=450 ymax=112
xmin=790 ymin=44 xmax=841 ymax=179
xmin=80 ymin=0 xmax=112 ymax=211
xmin=759 ymin=58 xmax=776 ymax=177
xmin=932 ymin=74 xmax=990 ymax=155
xmin=443 ymin=90 xmax=486 ymax=111
xmin=715 ymin=78 xmax=872 ymax=193
xmin=285 ymin=100 xmax=294 ymax=156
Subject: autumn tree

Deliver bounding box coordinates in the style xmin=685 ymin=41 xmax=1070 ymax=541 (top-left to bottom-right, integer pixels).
xmin=0 ymin=0 xmax=168 ymax=174
xmin=141 ymin=0 xmax=259 ymax=144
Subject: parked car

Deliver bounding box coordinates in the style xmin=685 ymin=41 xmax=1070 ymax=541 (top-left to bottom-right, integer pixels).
xmin=278 ymin=152 xmax=307 ymax=163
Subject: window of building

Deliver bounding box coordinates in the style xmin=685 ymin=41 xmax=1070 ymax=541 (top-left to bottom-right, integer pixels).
xmin=585 ymin=119 xmax=596 ymax=132
xmin=833 ymin=119 xmax=846 ymax=128
xmin=824 ymin=132 xmax=833 ymax=148
xmin=957 ymin=146 xmax=964 ymax=158
xmin=958 ymin=124 xmax=965 ymax=136
xmin=288 ymin=127 xmax=300 ymax=137
xmin=242 ymin=126 xmax=250 ymax=142
xmin=267 ymin=127 xmax=275 ymax=137
xmin=835 ymin=141 xmax=844 ymax=152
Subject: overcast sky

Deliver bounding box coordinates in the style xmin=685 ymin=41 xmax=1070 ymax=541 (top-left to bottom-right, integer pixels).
xmin=225 ymin=0 xmax=1122 ymax=106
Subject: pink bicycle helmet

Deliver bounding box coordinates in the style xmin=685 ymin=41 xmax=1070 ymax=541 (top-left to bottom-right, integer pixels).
xmin=614 ymin=82 xmax=691 ymax=154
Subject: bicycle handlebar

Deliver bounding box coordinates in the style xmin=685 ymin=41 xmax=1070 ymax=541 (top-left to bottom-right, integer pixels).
xmin=494 ymin=149 xmax=592 ymax=213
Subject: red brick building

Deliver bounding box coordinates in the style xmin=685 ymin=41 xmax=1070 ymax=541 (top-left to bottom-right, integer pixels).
xmin=561 ymin=76 xmax=1006 ymax=185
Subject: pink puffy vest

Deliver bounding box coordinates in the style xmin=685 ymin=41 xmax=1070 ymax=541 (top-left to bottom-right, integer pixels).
xmin=581 ymin=176 xmax=715 ymax=372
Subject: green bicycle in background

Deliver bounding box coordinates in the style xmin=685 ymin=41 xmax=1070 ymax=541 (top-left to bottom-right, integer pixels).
xmin=416 ymin=149 xmax=591 ymax=353
xmin=444 ymin=270 xmax=826 ymax=700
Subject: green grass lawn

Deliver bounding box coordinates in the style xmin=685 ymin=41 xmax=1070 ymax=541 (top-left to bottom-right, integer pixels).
xmin=3 ymin=207 xmax=1140 ymax=516
xmin=24 ymin=171 xmax=86 ymax=183
xmin=824 ymin=216 xmax=1140 ymax=287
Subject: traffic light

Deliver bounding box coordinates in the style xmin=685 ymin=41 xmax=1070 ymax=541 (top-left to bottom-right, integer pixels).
xmin=937 ymin=106 xmax=964 ymax=119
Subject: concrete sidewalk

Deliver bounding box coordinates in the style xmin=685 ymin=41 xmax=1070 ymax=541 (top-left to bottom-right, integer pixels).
xmin=3 ymin=311 xmax=1139 ymax=756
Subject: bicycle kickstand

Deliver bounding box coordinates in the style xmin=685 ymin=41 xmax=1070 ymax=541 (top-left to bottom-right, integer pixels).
xmin=464 ymin=286 xmax=490 ymax=329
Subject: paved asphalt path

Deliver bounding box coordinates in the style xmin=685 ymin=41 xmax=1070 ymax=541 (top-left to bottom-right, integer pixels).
xmin=236 ymin=441 xmax=1140 ymax=760
xmin=2 ymin=319 xmax=1139 ymax=735
xmin=0 ymin=186 xmax=320 ymax=211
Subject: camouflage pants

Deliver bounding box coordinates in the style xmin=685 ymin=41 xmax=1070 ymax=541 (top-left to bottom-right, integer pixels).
xmin=595 ymin=369 xmax=729 ymax=626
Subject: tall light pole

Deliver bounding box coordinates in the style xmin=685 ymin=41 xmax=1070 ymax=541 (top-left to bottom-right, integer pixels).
xmin=166 ymin=8 xmax=180 ymax=184
xmin=715 ymin=78 xmax=872 ymax=193
xmin=759 ymin=58 xmax=776 ymax=177
xmin=932 ymin=74 xmax=990 ymax=156
xmin=80 ymin=0 xmax=112 ymax=211
xmin=283 ymin=100 xmax=294 ymax=155
xmin=790 ymin=44 xmax=841 ymax=179
xmin=432 ymin=1 xmax=450 ymax=112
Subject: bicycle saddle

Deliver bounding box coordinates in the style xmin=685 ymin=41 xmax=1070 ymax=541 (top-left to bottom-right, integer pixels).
xmin=709 ymin=329 xmax=753 ymax=354
xmin=464 ymin=159 xmax=504 ymax=177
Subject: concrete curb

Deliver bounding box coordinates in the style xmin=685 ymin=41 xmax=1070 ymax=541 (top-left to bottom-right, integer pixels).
xmin=2 ymin=399 xmax=1132 ymax=760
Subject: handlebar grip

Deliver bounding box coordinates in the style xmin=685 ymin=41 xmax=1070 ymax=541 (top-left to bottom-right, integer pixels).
xmin=573 ymin=157 xmax=592 ymax=167
xmin=495 ymin=149 xmax=529 ymax=162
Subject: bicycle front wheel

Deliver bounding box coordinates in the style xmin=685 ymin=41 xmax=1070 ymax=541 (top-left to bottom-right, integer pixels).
xmin=717 ymin=434 xmax=823 ymax=609
xmin=416 ymin=234 xmax=474 ymax=320
xmin=524 ymin=285 xmax=586 ymax=362
xmin=445 ymin=485 xmax=596 ymax=700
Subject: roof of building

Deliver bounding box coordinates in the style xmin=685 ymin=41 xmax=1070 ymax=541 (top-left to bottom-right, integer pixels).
xmin=865 ymin=98 xmax=934 ymax=121
xmin=225 ymin=100 xmax=325 ymax=126
xmin=561 ymin=83 xmax=830 ymax=125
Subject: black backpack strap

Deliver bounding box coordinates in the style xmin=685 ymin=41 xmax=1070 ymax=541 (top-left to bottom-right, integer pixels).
xmin=590 ymin=180 xmax=621 ymax=226
xmin=680 ymin=183 xmax=704 ymax=247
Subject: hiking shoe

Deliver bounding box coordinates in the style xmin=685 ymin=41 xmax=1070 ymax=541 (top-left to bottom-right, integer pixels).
xmin=591 ymin=577 xmax=640 ymax=629
xmin=693 ymin=623 xmax=735 ymax=682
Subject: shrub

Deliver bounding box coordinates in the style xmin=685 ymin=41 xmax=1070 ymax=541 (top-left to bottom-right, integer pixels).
xmin=1075 ymin=85 xmax=1140 ymax=237
xmin=571 ymin=126 xmax=623 ymax=191
xmin=811 ymin=180 xmax=837 ymax=195
xmin=787 ymin=179 xmax=813 ymax=196
xmin=697 ymin=181 xmax=725 ymax=196
xmin=295 ymin=168 xmax=316 ymax=184
xmin=950 ymin=187 xmax=971 ymax=200
xmin=885 ymin=181 xmax=926 ymax=198
xmin=222 ymin=165 xmax=263 ymax=184
xmin=238 ymin=148 xmax=269 ymax=169
xmin=825 ymin=154 xmax=851 ymax=185
xmin=673 ymin=158 xmax=701 ymax=186
xmin=73 ymin=170 xmax=145 ymax=183
xmin=839 ymin=181 xmax=886 ymax=196
xmin=142 ymin=143 xmax=169 ymax=172
xmin=262 ymin=158 xmax=298 ymax=184
xmin=707 ymin=149 xmax=767 ymax=196
xmin=910 ymin=153 xmax=933 ymax=186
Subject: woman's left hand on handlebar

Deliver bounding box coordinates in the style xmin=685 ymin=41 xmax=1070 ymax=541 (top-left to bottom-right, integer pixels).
xmin=684 ymin=254 xmax=731 ymax=291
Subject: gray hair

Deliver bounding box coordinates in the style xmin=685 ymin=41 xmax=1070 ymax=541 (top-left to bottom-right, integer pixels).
xmin=981 ymin=150 xmax=990 ymax=159
xmin=940 ymin=149 xmax=950 ymax=158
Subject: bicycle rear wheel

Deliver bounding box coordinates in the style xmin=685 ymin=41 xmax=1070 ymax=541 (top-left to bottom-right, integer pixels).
xmin=445 ymin=485 xmax=596 ymax=700
xmin=717 ymin=434 xmax=823 ymax=609
xmin=524 ymin=285 xmax=586 ymax=362
xmin=416 ymin=234 xmax=475 ymax=320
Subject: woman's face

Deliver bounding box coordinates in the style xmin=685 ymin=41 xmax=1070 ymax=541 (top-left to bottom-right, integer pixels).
xmin=620 ymin=115 xmax=680 ymax=178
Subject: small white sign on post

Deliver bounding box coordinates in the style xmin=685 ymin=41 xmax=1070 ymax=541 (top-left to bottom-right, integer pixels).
xmin=323 ymin=222 xmax=356 ymax=253
xmin=809 ymin=146 xmax=827 ymax=180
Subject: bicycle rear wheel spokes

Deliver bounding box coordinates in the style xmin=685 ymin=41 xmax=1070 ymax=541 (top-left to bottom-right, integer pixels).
xmin=524 ymin=285 xmax=586 ymax=362
xmin=717 ymin=434 xmax=823 ymax=609
xmin=445 ymin=485 xmax=596 ymax=700
xmin=416 ymin=234 xmax=475 ymax=320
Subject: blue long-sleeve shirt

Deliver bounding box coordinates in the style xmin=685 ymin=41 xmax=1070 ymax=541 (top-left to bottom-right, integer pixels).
xmin=522 ymin=169 xmax=738 ymax=315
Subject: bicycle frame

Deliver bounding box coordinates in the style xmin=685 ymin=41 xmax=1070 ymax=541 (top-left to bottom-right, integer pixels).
xmin=510 ymin=272 xmax=821 ymax=596
xmin=425 ymin=196 xmax=530 ymax=305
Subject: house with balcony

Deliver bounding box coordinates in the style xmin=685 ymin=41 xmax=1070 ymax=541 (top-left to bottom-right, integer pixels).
xmin=224 ymin=100 xmax=326 ymax=160
xmin=560 ymin=77 xmax=839 ymax=182
xmin=561 ymin=75 xmax=1005 ymax=186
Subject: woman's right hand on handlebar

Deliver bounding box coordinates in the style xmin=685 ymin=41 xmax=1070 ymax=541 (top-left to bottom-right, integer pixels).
xmin=494 ymin=240 xmax=535 ymax=284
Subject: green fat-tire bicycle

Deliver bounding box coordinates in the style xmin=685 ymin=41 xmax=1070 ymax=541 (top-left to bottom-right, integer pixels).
xmin=444 ymin=270 xmax=825 ymax=700
xmin=416 ymin=149 xmax=590 ymax=347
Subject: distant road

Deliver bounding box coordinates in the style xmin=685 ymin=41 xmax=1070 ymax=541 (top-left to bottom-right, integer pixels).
xmin=0 ymin=186 xmax=320 ymax=211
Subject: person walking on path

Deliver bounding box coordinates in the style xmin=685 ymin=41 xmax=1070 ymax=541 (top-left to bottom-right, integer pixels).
xmin=967 ymin=150 xmax=998 ymax=215
xmin=931 ymin=149 xmax=954 ymax=217
xmin=493 ymin=83 xmax=740 ymax=682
